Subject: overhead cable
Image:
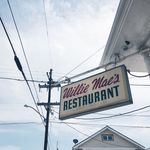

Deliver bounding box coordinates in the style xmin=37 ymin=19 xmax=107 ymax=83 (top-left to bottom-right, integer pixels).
xmin=0 ymin=76 xmax=47 ymax=83
xmin=0 ymin=122 xmax=42 ymax=126
xmin=75 ymin=104 xmax=150 ymax=120
xmin=58 ymin=46 xmax=105 ymax=82
xmin=1 ymin=76 xmax=150 ymax=87
xmin=50 ymin=120 xmax=150 ymax=129
xmin=0 ymin=16 xmax=43 ymax=123
xmin=0 ymin=14 xmax=50 ymax=149
xmin=6 ymin=0 xmax=44 ymax=118
xmin=0 ymin=17 xmax=16 ymax=56
xmin=127 ymin=69 xmax=150 ymax=78
xmin=51 ymin=111 xmax=140 ymax=147
xmin=58 ymin=49 xmax=146 ymax=83
xmin=62 ymin=121 xmax=133 ymax=148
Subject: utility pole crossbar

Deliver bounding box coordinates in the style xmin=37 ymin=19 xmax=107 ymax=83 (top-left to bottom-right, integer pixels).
xmin=37 ymin=102 xmax=60 ymax=106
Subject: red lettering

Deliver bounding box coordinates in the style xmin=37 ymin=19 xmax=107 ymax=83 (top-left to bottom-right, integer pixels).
xmin=62 ymin=83 xmax=90 ymax=99
xmin=107 ymin=76 xmax=114 ymax=85
xmin=92 ymin=76 xmax=104 ymax=90
xmin=113 ymin=74 xmax=119 ymax=83
xmin=101 ymin=79 xmax=108 ymax=87
xmin=92 ymin=74 xmax=120 ymax=90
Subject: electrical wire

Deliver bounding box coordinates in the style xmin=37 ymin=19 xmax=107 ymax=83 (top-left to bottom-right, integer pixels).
xmin=1 ymin=119 xmax=149 ymax=130
xmin=1 ymin=76 xmax=150 ymax=87
xmin=31 ymin=109 xmax=148 ymax=148
xmin=50 ymin=120 xmax=150 ymax=129
xmin=42 ymin=0 xmax=49 ymax=42
xmin=3 ymin=1 xmax=53 ymax=146
xmin=75 ymin=104 xmax=150 ymax=120
xmin=5 ymin=5 xmax=52 ymax=150
xmin=6 ymin=0 xmax=45 ymax=120
xmin=52 ymin=106 xmax=150 ymax=121
xmin=127 ymin=70 xmax=150 ymax=78
xmin=0 ymin=17 xmax=16 ymax=56
xmin=51 ymin=111 xmax=134 ymax=147
xmin=0 ymin=16 xmax=44 ymax=125
xmin=95 ymin=112 xmax=150 ymax=118
xmin=58 ymin=46 xmax=105 ymax=82
xmin=58 ymin=48 xmax=150 ymax=84
xmin=0 ymin=122 xmax=42 ymax=126
xmin=42 ymin=2 xmax=53 ymax=147
xmin=53 ymin=108 xmax=150 ymax=118
xmin=130 ymin=83 xmax=150 ymax=87
xmin=0 ymin=76 xmax=47 ymax=83
xmin=42 ymin=0 xmax=53 ymax=69
xmin=2 ymin=3 xmax=51 ymax=147
xmin=61 ymin=121 xmax=137 ymax=148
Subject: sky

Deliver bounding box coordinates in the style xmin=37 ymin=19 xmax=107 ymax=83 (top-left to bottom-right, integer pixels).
xmin=0 ymin=0 xmax=150 ymax=150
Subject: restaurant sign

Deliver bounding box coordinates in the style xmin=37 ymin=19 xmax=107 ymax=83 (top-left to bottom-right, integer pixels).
xmin=59 ymin=65 xmax=132 ymax=120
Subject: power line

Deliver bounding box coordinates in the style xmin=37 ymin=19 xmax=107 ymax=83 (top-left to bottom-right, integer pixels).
xmin=41 ymin=1 xmax=53 ymax=148
xmin=0 ymin=122 xmax=42 ymax=126
xmin=42 ymin=0 xmax=54 ymax=73
xmin=0 ymin=16 xmax=44 ymax=125
xmin=127 ymin=70 xmax=150 ymax=78
xmin=75 ymin=104 xmax=150 ymax=120
xmin=95 ymin=112 xmax=150 ymax=118
xmin=45 ymin=110 xmax=148 ymax=148
xmin=61 ymin=121 xmax=136 ymax=148
xmin=6 ymin=0 xmax=45 ymax=119
xmin=0 ymin=76 xmax=47 ymax=83
xmin=1 ymin=76 xmax=150 ymax=87
xmin=130 ymin=83 xmax=150 ymax=87
xmin=58 ymin=46 xmax=105 ymax=82
xmin=42 ymin=0 xmax=49 ymax=41
xmin=50 ymin=120 xmax=150 ymax=129
xmin=58 ymin=48 xmax=150 ymax=84
xmin=52 ymin=106 xmax=150 ymax=121
xmin=5 ymin=5 xmax=51 ymax=149
xmin=7 ymin=0 xmax=52 ymax=142
xmin=0 ymin=17 xmax=16 ymax=56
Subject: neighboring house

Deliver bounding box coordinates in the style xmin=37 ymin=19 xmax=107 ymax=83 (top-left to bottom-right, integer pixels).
xmin=72 ymin=126 xmax=145 ymax=150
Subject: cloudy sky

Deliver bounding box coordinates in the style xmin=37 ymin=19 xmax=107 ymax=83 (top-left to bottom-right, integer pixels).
xmin=0 ymin=0 xmax=150 ymax=150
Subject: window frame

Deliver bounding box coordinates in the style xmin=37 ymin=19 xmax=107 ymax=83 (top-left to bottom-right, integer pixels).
xmin=101 ymin=134 xmax=114 ymax=141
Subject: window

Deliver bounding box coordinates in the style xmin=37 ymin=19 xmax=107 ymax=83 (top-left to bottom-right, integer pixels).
xmin=101 ymin=134 xmax=114 ymax=141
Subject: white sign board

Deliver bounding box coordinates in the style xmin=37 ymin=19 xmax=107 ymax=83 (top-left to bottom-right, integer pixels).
xmin=59 ymin=65 xmax=132 ymax=120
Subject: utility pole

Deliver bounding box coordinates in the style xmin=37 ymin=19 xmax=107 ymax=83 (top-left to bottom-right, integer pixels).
xmin=44 ymin=69 xmax=52 ymax=150
xmin=38 ymin=69 xmax=60 ymax=150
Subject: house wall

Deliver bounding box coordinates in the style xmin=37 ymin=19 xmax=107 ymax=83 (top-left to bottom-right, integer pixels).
xmin=73 ymin=129 xmax=143 ymax=150
xmin=81 ymin=129 xmax=139 ymax=148
xmin=75 ymin=147 xmax=141 ymax=150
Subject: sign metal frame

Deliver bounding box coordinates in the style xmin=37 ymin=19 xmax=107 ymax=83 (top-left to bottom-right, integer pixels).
xmin=59 ymin=65 xmax=132 ymax=120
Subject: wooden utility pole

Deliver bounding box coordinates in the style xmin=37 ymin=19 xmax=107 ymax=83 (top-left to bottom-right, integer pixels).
xmin=38 ymin=69 xmax=60 ymax=150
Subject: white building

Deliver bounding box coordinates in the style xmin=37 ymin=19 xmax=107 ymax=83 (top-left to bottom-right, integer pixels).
xmin=72 ymin=126 xmax=145 ymax=150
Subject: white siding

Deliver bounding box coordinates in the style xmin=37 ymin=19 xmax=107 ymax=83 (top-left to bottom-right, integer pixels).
xmin=75 ymin=147 xmax=139 ymax=150
xmin=80 ymin=129 xmax=140 ymax=148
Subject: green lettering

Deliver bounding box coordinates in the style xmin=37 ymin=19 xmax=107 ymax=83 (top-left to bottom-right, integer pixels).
xmin=113 ymin=85 xmax=119 ymax=96
xmin=68 ymin=99 xmax=72 ymax=109
xmin=107 ymin=88 xmax=114 ymax=99
xmin=83 ymin=95 xmax=88 ymax=105
xmin=78 ymin=97 xmax=82 ymax=107
xmin=73 ymin=98 xmax=77 ymax=108
xmin=101 ymin=90 xmax=107 ymax=100
xmin=63 ymin=101 xmax=68 ymax=110
xmin=88 ymin=93 xmax=93 ymax=104
xmin=94 ymin=92 xmax=100 ymax=102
